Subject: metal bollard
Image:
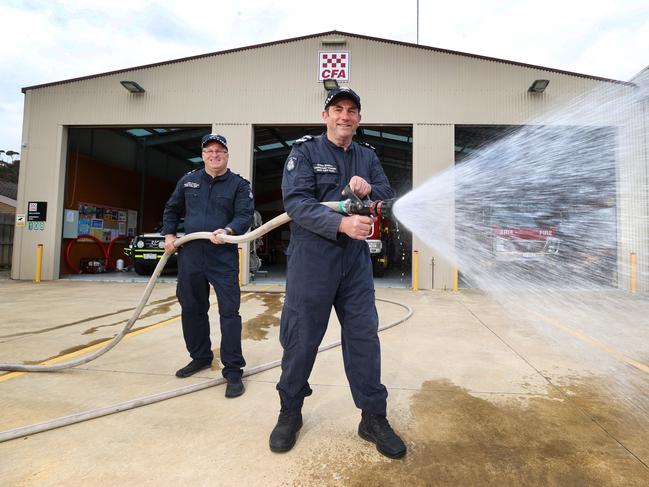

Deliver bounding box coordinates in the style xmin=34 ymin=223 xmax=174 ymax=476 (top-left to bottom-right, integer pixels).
xmin=35 ymin=244 xmax=43 ymax=283
xmin=412 ymin=250 xmax=419 ymax=291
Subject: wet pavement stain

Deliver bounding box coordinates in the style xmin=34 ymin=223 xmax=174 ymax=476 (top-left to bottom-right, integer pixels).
xmin=23 ymin=338 xmax=111 ymax=364
xmin=82 ymin=302 xmax=176 ymax=335
xmin=15 ymin=293 xmax=281 ymax=366
xmin=296 ymin=379 xmax=649 ymax=486
xmin=241 ymin=293 xmax=283 ymax=341
xmin=24 ymin=312 xmax=181 ymax=365
xmin=0 ymin=295 xmax=178 ymax=339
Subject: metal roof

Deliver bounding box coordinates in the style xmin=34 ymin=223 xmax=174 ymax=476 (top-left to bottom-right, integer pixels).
xmin=22 ymin=30 xmax=632 ymax=93
xmin=0 ymin=180 xmax=17 ymax=200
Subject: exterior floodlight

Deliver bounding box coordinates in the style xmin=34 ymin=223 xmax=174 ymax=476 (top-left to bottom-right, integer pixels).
xmin=321 ymin=37 xmax=347 ymax=46
xmin=323 ymin=79 xmax=339 ymax=91
xmin=120 ymin=80 xmax=146 ymax=93
xmin=528 ymin=79 xmax=550 ymax=93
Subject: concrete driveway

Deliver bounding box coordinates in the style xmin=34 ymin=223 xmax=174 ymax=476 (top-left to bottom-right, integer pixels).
xmin=1 ymin=277 xmax=649 ymax=486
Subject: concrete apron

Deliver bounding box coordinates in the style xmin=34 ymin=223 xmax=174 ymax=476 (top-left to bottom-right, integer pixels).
xmin=1 ymin=280 xmax=649 ymax=486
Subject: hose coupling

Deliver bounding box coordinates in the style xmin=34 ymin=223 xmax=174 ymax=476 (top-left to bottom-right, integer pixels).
xmin=339 ymin=185 xmax=395 ymax=218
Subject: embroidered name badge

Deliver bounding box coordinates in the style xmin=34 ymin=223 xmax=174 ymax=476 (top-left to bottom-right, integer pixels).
xmin=312 ymin=163 xmax=338 ymax=174
xmin=184 ymin=182 xmax=200 ymax=188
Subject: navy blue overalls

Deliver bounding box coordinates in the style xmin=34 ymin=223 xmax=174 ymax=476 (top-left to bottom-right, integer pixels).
xmin=162 ymin=168 xmax=254 ymax=380
xmin=277 ymin=134 xmax=395 ymax=414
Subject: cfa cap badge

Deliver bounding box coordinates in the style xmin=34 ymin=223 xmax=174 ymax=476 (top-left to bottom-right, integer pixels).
xmin=286 ymin=157 xmax=296 ymax=172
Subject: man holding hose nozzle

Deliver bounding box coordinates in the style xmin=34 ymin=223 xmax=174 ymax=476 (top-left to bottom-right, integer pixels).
xmin=162 ymin=134 xmax=254 ymax=398
xmin=269 ymin=87 xmax=407 ymax=459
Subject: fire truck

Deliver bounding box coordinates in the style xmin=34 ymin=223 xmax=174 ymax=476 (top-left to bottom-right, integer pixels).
xmin=367 ymin=214 xmax=391 ymax=277
xmin=490 ymin=205 xmax=561 ymax=260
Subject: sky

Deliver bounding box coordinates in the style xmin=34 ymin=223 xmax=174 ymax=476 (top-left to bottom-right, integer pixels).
xmin=1 ymin=0 xmax=648 ymax=156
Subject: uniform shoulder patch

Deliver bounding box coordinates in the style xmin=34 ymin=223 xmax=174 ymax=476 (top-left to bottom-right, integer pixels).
xmin=235 ymin=173 xmax=251 ymax=186
xmin=293 ymin=135 xmax=314 ymax=145
xmin=286 ymin=156 xmax=297 ymax=172
xmin=360 ymin=141 xmax=377 ymax=152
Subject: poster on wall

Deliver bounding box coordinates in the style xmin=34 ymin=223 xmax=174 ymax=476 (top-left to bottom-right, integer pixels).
xmin=78 ymin=217 xmax=91 ymax=235
xmin=78 ymin=203 xmax=137 ymax=242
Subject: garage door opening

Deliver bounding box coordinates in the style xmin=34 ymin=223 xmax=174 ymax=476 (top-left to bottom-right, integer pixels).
xmin=62 ymin=126 xmax=211 ymax=277
xmin=252 ymin=125 xmax=413 ymax=287
xmin=455 ymin=125 xmax=618 ymax=288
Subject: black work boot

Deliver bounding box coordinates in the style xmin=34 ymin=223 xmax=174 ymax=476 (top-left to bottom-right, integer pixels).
xmin=358 ymin=412 xmax=407 ymax=459
xmin=269 ymin=410 xmax=303 ymax=453
xmin=175 ymin=359 xmax=211 ymax=378
xmin=225 ymin=377 xmax=245 ymax=398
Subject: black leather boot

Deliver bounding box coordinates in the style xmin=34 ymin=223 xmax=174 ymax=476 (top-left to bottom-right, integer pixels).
xmin=358 ymin=412 xmax=407 ymax=459
xmin=225 ymin=377 xmax=245 ymax=398
xmin=175 ymin=359 xmax=211 ymax=378
xmin=269 ymin=410 xmax=303 ymax=453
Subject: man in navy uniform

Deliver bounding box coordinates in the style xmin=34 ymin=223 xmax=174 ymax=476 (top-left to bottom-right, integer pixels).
xmin=269 ymin=88 xmax=407 ymax=459
xmin=162 ymin=134 xmax=254 ymax=398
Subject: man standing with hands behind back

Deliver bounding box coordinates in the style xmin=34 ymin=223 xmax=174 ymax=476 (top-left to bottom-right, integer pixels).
xmin=269 ymin=87 xmax=407 ymax=459
xmin=162 ymin=134 xmax=254 ymax=398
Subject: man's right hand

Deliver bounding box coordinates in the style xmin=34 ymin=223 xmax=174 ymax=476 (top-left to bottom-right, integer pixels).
xmin=338 ymin=215 xmax=375 ymax=240
xmin=164 ymin=234 xmax=177 ymax=254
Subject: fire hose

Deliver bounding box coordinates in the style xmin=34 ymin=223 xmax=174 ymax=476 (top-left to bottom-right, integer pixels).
xmin=0 ymin=194 xmax=409 ymax=442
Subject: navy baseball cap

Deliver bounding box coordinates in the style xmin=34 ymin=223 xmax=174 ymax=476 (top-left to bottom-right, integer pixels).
xmin=324 ymin=87 xmax=361 ymax=111
xmin=201 ymin=133 xmax=228 ymax=150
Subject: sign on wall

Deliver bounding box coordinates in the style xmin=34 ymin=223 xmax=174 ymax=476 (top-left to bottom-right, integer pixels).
xmin=27 ymin=201 xmax=47 ymax=222
xmin=318 ymin=52 xmax=350 ymax=81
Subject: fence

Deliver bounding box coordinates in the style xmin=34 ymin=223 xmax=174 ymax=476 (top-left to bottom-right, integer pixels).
xmin=0 ymin=213 xmax=14 ymax=268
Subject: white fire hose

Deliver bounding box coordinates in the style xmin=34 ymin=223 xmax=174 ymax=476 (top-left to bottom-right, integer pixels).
xmin=0 ymin=201 xmax=413 ymax=442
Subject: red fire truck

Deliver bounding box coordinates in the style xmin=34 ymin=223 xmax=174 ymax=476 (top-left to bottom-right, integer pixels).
xmin=491 ymin=206 xmax=560 ymax=260
xmin=367 ymin=215 xmax=391 ymax=277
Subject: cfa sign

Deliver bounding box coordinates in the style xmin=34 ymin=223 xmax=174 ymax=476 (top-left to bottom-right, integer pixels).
xmin=318 ymin=52 xmax=350 ymax=81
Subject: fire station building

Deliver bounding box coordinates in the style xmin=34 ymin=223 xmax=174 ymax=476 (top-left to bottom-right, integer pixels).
xmin=11 ymin=31 xmax=648 ymax=290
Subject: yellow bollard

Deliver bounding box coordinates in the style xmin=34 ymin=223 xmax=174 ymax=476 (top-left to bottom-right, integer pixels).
xmin=630 ymin=252 xmax=637 ymax=294
xmin=35 ymin=244 xmax=43 ymax=283
xmin=453 ymin=266 xmax=459 ymax=292
xmin=412 ymin=250 xmax=419 ymax=291
xmin=238 ymin=247 xmax=243 ymax=287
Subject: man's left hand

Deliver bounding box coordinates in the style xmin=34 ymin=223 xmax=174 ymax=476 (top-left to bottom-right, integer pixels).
xmin=346 ymin=176 xmax=372 ymax=198
xmin=210 ymin=228 xmax=228 ymax=244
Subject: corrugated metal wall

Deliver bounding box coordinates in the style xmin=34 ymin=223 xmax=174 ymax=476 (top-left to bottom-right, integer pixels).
xmin=13 ymin=32 xmax=646 ymax=287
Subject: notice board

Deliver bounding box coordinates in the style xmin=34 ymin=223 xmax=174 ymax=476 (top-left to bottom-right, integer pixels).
xmin=77 ymin=202 xmax=137 ymax=242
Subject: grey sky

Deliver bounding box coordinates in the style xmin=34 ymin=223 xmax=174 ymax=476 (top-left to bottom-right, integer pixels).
xmin=1 ymin=0 xmax=648 ymax=155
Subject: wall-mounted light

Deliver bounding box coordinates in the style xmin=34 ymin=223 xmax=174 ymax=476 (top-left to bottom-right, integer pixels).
xmin=321 ymin=37 xmax=347 ymax=46
xmin=120 ymin=80 xmax=146 ymax=93
xmin=528 ymin=79 xmax=550 ymax=93
xmin=323 ymin=79 xmax=339 ymax=91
